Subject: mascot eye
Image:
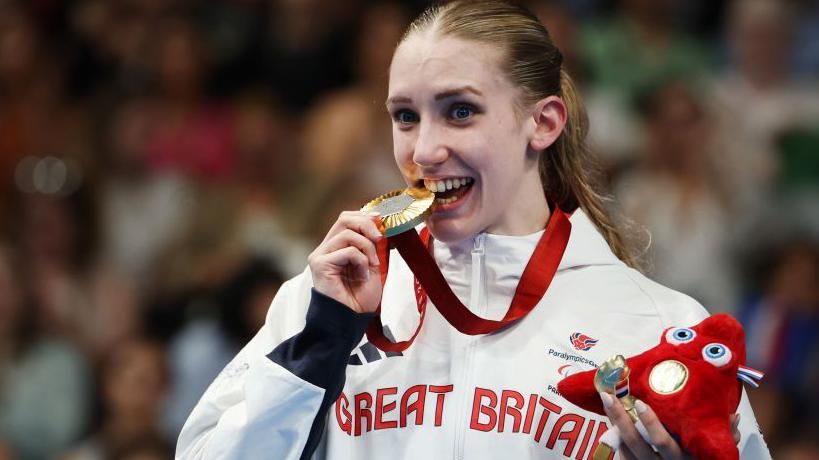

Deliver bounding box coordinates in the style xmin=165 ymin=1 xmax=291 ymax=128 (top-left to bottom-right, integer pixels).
xmin=665 ymin=327 xmax=696 ymax=345
xmin=702 ymin=343 xmax=732 ymax=367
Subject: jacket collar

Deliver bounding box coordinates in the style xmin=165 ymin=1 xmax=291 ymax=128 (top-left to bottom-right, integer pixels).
xmin=432 ymin=209 xmax=623 ymax=272
xmin=559 ymin=209 xmax=624 ymax=270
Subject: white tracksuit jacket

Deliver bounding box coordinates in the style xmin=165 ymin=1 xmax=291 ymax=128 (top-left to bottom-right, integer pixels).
xmin=177 ymin=210 xmax=771 ymax=459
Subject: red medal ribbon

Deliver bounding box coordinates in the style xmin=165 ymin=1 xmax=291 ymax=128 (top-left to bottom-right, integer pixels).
xmin=367 ymin=207 xmax=572 ymax=352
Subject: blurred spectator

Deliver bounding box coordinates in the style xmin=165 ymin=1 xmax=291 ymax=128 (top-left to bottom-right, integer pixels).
xmin=0 ymin=6 xmax=39 ymax=198
xmin=98 ymin=96 xmax=193 ymax=285
xmin=222 ymin=90 xmax=312 ymax=276
xmin=299 ymin=1 xmax=409 ymax=242
xmin=63 ymin=339 xmax=170 ymax=460
xmin=256 ymin=0 xmax=362 ymax=114
xmin=528 ymin=1 xmax=586 ymax=84
xmin=792 ymin=0 xmax=819 ymax=78
xmin=579 ymin=0 xmax=712 ymax=163
xmin=9 ymin=187 xmax=98 ymax=340
xmin=149 ymin=121 xmax=311 ymax=294
xmin=7 ymin=178 xmax=139 ymax=362
xmin=144 ymin=17 xmax=235 ymax=183
xmin=708 ymin=0 xmax=819 ymax=215
xmin=65 ymin=0 xmax=160 ymax=100
xmin=0 ymin=244 xmax=91 ymax=460
xmin=615 ymin=80 xmax=739 ymax=310
xmin=161 ymin=258 xmax=285 ymax=439
xmin=739 ymin=240 xmax=819 ymax=447
xmin=0 ymin=7 xmax=94 ymax=209
xmin=582 ymin=0 xmax=711 ymax=101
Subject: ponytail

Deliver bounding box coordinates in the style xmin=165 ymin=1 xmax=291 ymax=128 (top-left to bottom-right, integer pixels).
xmin=541 ymin=70 xmax=638 ymax=268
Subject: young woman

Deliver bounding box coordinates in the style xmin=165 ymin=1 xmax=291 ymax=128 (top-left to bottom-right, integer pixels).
xmin=177 ymin=2 xmax=770 ymax=459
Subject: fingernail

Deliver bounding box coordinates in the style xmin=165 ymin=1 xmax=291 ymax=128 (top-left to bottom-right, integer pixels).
xmin=599 ymin=392 xmax=614 ymax=409
xmin=635 ymin=399 xmax=648 ymax=414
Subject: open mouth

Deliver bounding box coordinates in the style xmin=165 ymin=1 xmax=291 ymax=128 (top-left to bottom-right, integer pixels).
xmin=423 ymin=177 xmax=474 ymax=205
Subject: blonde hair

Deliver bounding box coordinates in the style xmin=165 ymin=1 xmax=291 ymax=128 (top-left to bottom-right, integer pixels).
xmin=402 ymin=0 xmax=635 ymax=266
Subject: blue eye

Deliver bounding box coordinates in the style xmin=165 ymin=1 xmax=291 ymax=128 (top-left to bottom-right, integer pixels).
xmin=665 ymin=327 xmax=696 ymax=345
xmin=394 ymin=110 xmax=419 ymax=124
xmin=702 ymin=343 xmax=732 ymax=367
xmin=449 ymin=104 xmax=475 ymax=121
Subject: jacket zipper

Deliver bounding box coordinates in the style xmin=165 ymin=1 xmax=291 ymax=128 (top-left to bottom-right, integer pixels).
xmin=453 ymin=234 xmax=486 ymax=460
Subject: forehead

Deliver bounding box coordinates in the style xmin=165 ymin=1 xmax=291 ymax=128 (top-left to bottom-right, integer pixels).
xmin=388 ymin=33 xmax=511 ymax=98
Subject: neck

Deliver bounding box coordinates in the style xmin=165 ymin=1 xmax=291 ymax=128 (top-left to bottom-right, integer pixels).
xmin=485 ymin=173 xmax=551 ymax=236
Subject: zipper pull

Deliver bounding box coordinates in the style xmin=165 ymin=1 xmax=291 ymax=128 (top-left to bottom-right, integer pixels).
xmin=472 ymin=233 xmax=485 ymax=254
xmin=470 ymin=234 xmax=486 ymax=311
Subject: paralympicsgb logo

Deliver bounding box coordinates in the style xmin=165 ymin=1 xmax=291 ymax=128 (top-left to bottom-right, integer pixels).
xmin=569 ymin=332 xmax=598 ymax=351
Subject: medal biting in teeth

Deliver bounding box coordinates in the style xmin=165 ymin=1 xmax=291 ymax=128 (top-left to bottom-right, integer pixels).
xmin=361 ymin=187 xmax=435 ymax=237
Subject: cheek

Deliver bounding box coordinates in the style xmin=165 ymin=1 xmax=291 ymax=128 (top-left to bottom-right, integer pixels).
xmin=392 ymin=129 xmax=413 ymax=165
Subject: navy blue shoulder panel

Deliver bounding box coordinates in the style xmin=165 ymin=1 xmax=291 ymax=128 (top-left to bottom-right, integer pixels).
xmin=267 ymin=289 xmax=374 ymax=460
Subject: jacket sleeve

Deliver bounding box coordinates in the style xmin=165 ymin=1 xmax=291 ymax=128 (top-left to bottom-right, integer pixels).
xmin=175 ymin=271 xmax=373 ymax=460
xmin=736 ymin=389 xmax=772 ymax=460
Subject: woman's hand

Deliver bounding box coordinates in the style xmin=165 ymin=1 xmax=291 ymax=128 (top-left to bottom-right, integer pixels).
xmin=308 ymin=211 xmax=385 ymax=314
xmin=599 ymin=392 xmax=742 ymax=459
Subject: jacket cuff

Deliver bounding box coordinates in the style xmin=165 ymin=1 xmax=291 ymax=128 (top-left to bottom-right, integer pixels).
xmin=266 ymin=288 xmax=374 ymax=390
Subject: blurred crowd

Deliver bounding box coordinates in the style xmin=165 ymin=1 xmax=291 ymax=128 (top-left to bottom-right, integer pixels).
xmin=0 ymin=0 xmax=818 ymax=458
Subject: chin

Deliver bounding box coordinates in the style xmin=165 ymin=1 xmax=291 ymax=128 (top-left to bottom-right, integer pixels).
xmin=425 ymin=218 xmax=478 ymax=244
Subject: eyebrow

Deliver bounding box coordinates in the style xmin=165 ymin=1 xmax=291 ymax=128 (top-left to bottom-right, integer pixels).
xmin=434 ymin=86 xmax=483 ymax=100
xmin=385 ymin=86 xmax=484 ymax=106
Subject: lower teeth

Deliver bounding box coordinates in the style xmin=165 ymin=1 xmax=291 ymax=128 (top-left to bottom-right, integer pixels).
xmin=433 ymin=183 xmax=472 ymax=205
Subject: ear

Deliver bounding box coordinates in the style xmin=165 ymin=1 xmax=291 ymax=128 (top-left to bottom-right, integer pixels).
xmin=529 ymin=95 xmax=567 ymax=152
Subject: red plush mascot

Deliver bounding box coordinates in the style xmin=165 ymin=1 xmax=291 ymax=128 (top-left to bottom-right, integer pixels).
xmin=557 ymin=314 xmax=763 ymax=460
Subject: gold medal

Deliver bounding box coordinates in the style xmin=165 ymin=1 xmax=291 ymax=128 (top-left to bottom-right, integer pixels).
xmin=361 ymin=188 xmax=435 ymax=237
xmin=594 ymin=355 xmax=639 ymax=422
xmin=594 ymin=355 xmax=629 ymax=394
xmin=648 ymin=360 xmax=689 ymax=395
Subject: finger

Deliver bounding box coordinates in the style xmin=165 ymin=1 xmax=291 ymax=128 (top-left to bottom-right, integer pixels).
xmin=318 ymin=247 xmax=371 ymax=280
xmin=323 ymin=211 xmax=383 ymax=244
xmin=731 ymin=413 xmax=741 ymax=445
xmin=325 ymin=211 xmax=383 ymax=244
xmin=634 ymin=419 xmax=653 ymax=445
xmin=620 ymin=444 xmax=639 ymax=460
xmin=599 ymin=392 xmax=656 ymax=459
xmin=634 ymin=399 xmax=684 ymax=459
xmin=596 ymin=430 xmax=638 ymax=460
xmin=318 ymin=229 xmax=380 ymax=267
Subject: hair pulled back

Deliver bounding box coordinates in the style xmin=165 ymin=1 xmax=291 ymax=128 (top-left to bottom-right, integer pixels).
xmin=402 ymin=0 xmax=634 ymax=266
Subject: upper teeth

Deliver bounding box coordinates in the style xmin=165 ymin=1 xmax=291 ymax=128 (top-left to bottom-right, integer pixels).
xmin=424 ymin=177 xmax=473 ymax=193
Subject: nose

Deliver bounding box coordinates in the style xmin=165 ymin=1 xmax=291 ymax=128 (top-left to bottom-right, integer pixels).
xmin=412 ymin=121 xmax=449 ymax=167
